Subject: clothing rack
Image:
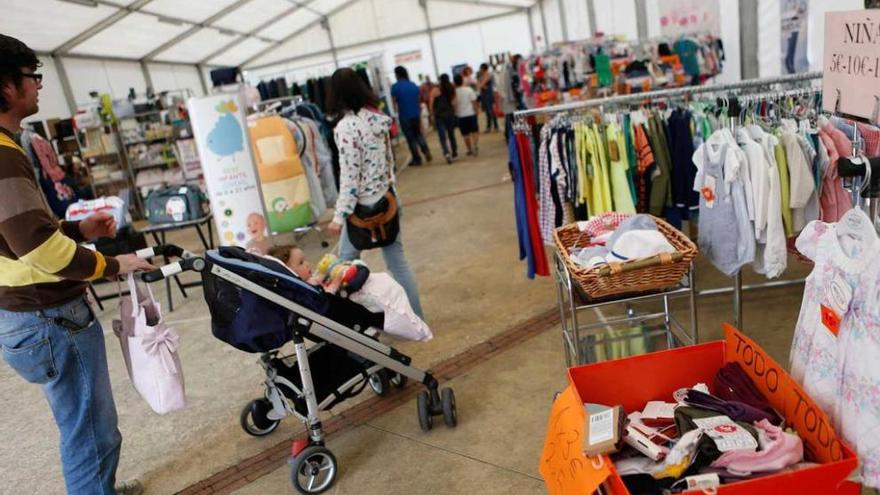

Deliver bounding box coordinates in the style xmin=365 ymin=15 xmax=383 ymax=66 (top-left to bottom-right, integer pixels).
xmin=514 ymin=71 xmax=822 ymax=119
xmin=521 ymin=71 xmax=826 ymax=331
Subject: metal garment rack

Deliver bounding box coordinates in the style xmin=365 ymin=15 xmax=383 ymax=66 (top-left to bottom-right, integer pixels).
xmin=525 ymin=72 xmax=825 ymax=345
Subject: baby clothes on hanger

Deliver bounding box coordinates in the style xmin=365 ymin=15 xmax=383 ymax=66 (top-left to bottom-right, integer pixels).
xmin=606 ymin=123 xmax=636 ymax=214
xmin=693 ymin=140 xmax=755 ymax=276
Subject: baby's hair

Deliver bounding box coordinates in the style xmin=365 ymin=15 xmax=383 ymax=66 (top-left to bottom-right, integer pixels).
xmin=267 ymin=244 xmax=299 ymax=263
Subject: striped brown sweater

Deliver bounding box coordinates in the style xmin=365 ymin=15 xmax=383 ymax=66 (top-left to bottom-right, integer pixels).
xmin=0 ymin=126 xmax=119 ymax=311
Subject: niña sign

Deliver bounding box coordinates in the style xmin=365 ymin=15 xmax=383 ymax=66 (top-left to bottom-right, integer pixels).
xmin=822 ymin=10 xmax=880 ymax=121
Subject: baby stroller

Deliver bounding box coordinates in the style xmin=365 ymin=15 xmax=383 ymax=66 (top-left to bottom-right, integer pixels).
xmin=142 ymin=245 xmax=457 ymax=494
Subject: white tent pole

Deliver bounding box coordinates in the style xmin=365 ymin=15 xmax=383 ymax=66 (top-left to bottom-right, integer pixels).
xmin=527 ymin=7 xmax=537 ymax=52
xmin=586 ymin=0 xmax=597 ymax=36
xmin=196 ymin=64 xmax=210 ymax=95
xmin=52 ymin=56 xmax=77 ymax=115
xmin=421 ymin=0 xmax=441 ymax=78
xmin=244 ymin=8 xmax=527 ymax=72
xmin=559 ymin=0 xmax=569 ymax=41
xmin=322 ymin=17 xmax=340 ymax=69
xmin=635 ymin=0 xmax=648 ymax=39
xmin=54 ymin=0 xmax=154 ymax=54
xmin=537 ymin=0 xmax=549 ymax=49
xmin=140 ymin=61 xmax=153 ymax=92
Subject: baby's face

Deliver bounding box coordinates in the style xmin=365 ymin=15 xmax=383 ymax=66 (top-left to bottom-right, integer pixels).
xmin=285 ymin=248 xmax=312 ymax=280
xmin=247 ymin=214 xmax=265 ymax=236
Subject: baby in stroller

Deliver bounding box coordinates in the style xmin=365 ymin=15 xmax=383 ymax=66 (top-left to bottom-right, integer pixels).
xmin=267 ymin=244 xmax=432 ymax=342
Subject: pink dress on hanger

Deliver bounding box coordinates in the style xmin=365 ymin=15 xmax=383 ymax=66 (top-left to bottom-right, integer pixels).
xmin=817 ymin=129 xmax=852 ymax=223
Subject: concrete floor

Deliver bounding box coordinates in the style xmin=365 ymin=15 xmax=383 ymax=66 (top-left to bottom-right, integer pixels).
xmin=0 ymin=124 xmax=816 ymax=494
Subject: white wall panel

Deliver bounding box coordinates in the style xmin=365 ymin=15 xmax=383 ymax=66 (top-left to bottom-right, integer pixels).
xmin=64 ymin=58 xmax=113 ymax=106
xmin=377 ymin=34 xmax=435 ymax=81
xmin=542 ymin=0 xmax=565 ymax=44
xmin=478 ymin=13 xmax=532 ymax=59
xmin=147 ymin=63 xmax=204 ymax=96
xmin=23 ymin=56 xmax=71 ymax=124
xmin=529 ymin=5 xmax=546 ymax=50
xmin=593 ymin=0 xmax=638 ymax=39
xmin=103 ymin=60 xmax=148 ymax=100
xmin=432 ymin=24 xmax=486 ymax=75
xmin=563 ymin=0 xmax=592 ymax=41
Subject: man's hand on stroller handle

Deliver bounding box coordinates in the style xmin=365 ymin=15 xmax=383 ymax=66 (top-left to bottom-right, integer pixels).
xmin=136 ymin=245 xmax=204 ymax=283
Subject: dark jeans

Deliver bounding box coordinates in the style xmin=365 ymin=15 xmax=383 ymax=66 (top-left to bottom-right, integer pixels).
xmin=481 ymin=94 xmax=498 ymax=130
xmin=400 ymin=117 xmax=430 ymax=164
xmin=435 ymin=114 xmax=458 ymax=157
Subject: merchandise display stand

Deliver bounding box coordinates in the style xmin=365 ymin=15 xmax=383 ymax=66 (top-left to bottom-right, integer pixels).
xmin=553 ymin=250 xmax=698 ymax=367
xmin=520 ymin=72 xmax=824 ymax=333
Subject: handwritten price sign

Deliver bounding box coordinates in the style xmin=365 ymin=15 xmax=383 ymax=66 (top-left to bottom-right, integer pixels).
xmin=539 ymin=386 xmax=610 ymax=495
xmin=822 ymin=10 xmax=880 ymax=119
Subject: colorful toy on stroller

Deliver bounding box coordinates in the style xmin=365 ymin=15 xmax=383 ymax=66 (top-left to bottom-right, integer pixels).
xmin=141 ymin=245 xmax=457 ymax=494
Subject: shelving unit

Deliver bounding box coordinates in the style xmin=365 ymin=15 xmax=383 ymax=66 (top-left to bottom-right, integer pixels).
xmin=76 ymin=122 xmax=144 ymax=218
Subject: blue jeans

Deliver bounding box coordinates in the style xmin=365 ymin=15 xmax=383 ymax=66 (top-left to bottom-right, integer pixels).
xmin=435 ymin=114 xmax=458 ymax=157
xmin=400 ymin=117 xmax=430 ymax=164
xmin=340 ymin=223 xmax=424 ymax=319
xmin=0 ymin=297 xmax=121 ymax=495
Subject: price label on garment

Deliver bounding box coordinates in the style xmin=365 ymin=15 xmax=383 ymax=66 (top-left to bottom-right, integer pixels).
xmin=692 ymin=415 xmax=758 ymax=453
xmin=822 ymin=10 xmax=880 ymax=120
xmin=821 ymin=272 xmax=852 ymax=336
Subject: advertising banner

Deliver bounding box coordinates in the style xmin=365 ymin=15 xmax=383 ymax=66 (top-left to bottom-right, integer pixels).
xmin=188 ymin=93 xmax=268 ymax=249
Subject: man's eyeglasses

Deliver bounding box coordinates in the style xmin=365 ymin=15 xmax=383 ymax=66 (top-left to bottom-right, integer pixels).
xmin=20 ymin=73 xmax=43 ymax=83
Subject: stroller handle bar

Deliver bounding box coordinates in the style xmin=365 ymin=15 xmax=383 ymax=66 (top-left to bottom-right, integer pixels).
xmin=138 ymin=244 xmax=206 ymax=283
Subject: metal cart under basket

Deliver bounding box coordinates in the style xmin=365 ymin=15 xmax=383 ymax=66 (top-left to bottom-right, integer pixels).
xmin=553 ymin=250 xmax=699 ymax=366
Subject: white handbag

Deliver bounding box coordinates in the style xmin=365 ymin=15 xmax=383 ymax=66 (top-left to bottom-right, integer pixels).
xmin=113 ymin=274 xmax=186 ymax=415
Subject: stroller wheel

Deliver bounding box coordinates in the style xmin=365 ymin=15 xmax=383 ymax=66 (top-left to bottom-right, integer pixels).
xmin=291 ymin=446 xmax=337 ymax=494
xmin=416 ymin=391 xmax=433 ymax=431
xmin=240 ymin=399 xmax=280 ymax=437
xmin=368 ymin=372 xmax=389 ymax=396
xmin=390 ymin=372 xmax=408 ymax=389
xmin=442 ymin=388 xmax=458 ymax=427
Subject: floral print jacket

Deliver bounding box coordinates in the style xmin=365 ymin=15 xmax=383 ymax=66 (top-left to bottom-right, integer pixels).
xmin=332 ymin=108 xmax=395 ymax=225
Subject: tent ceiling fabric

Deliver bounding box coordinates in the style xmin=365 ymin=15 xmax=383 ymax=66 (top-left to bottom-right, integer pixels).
xmin=0 ymin=0 xmax=535 ymax=64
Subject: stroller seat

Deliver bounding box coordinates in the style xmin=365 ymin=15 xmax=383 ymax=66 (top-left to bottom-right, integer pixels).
xmin=202 ymin=247 xmax=383 ymax=353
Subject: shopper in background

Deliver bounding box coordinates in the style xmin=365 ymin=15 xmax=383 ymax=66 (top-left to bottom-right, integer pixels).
xmin=453 ymin=73 xmax=480 ymax=157
xmin=418 ymin=74 xmax=434 ymax=107
xmin=476 ymin=63 xmax=498 ymax=133
xmin=0 ymin=34 xmax=152 ymax=495
xmin=462 ymin=66 xmax=477 ymax=90
xmin=326 ymin=68 xmax=424 ymax=318
xmin=391 ymin=66 xmax=432 ymax=167
xmin=429 ymin=73 xmax=459 ymax=164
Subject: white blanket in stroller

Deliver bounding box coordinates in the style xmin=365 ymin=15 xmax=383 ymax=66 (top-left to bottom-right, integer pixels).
xmin=349 ymin=273 xmax=433 ymax=342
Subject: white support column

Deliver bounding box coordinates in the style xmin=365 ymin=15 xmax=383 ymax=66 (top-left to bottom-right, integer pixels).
xmin=586 ymin=0 xmax=597 ymax=37
xmin=538 ymin=0 xmax=550 ymax=49
xmin=321 ymin=17 xmax=340 ymax=69
xmin=53 ymin=56 xmax=77 ymax=115
xmin=196 ymin=64 xmax=210 ymax=95
xmin=527 ymin=7 xmax=537 ymax=52
xmin=140 ymin=61 xmax=153 ymax=93
xmin=421 ymin=0 xmax=441 ymax=78
xmin=635 ymin=0 xmax=648 ymax=39
xmin=558 ymin=0 xmax=569 ymax=41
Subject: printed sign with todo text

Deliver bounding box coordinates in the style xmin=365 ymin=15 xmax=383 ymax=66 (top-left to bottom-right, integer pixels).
xmin=822 ymin=10 xmax=880 ymax=120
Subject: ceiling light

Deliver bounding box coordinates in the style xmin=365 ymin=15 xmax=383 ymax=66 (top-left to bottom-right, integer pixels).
xmin=59 ymin=0 xmax=99 ymax=6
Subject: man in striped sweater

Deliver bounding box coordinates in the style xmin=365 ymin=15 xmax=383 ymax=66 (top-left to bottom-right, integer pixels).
xmin=0 ymin=35 xmax=153 ymax=495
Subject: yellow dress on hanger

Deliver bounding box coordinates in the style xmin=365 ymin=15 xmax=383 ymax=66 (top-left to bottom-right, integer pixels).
xmin=606 ymin=123 xmax=637 ymax=214
xmin=590 ymin=123 xmax=614 ymax=215
xmin=773 ymin=130 xmax=794 ymax=237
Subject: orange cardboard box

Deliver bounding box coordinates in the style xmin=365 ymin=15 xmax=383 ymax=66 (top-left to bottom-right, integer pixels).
xmin=540 ymin=324 xmax=859 ymax=495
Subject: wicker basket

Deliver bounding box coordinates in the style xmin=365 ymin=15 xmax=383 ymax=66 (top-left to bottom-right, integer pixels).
xmin=553 ymin=215 xmax=698 ymax=300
